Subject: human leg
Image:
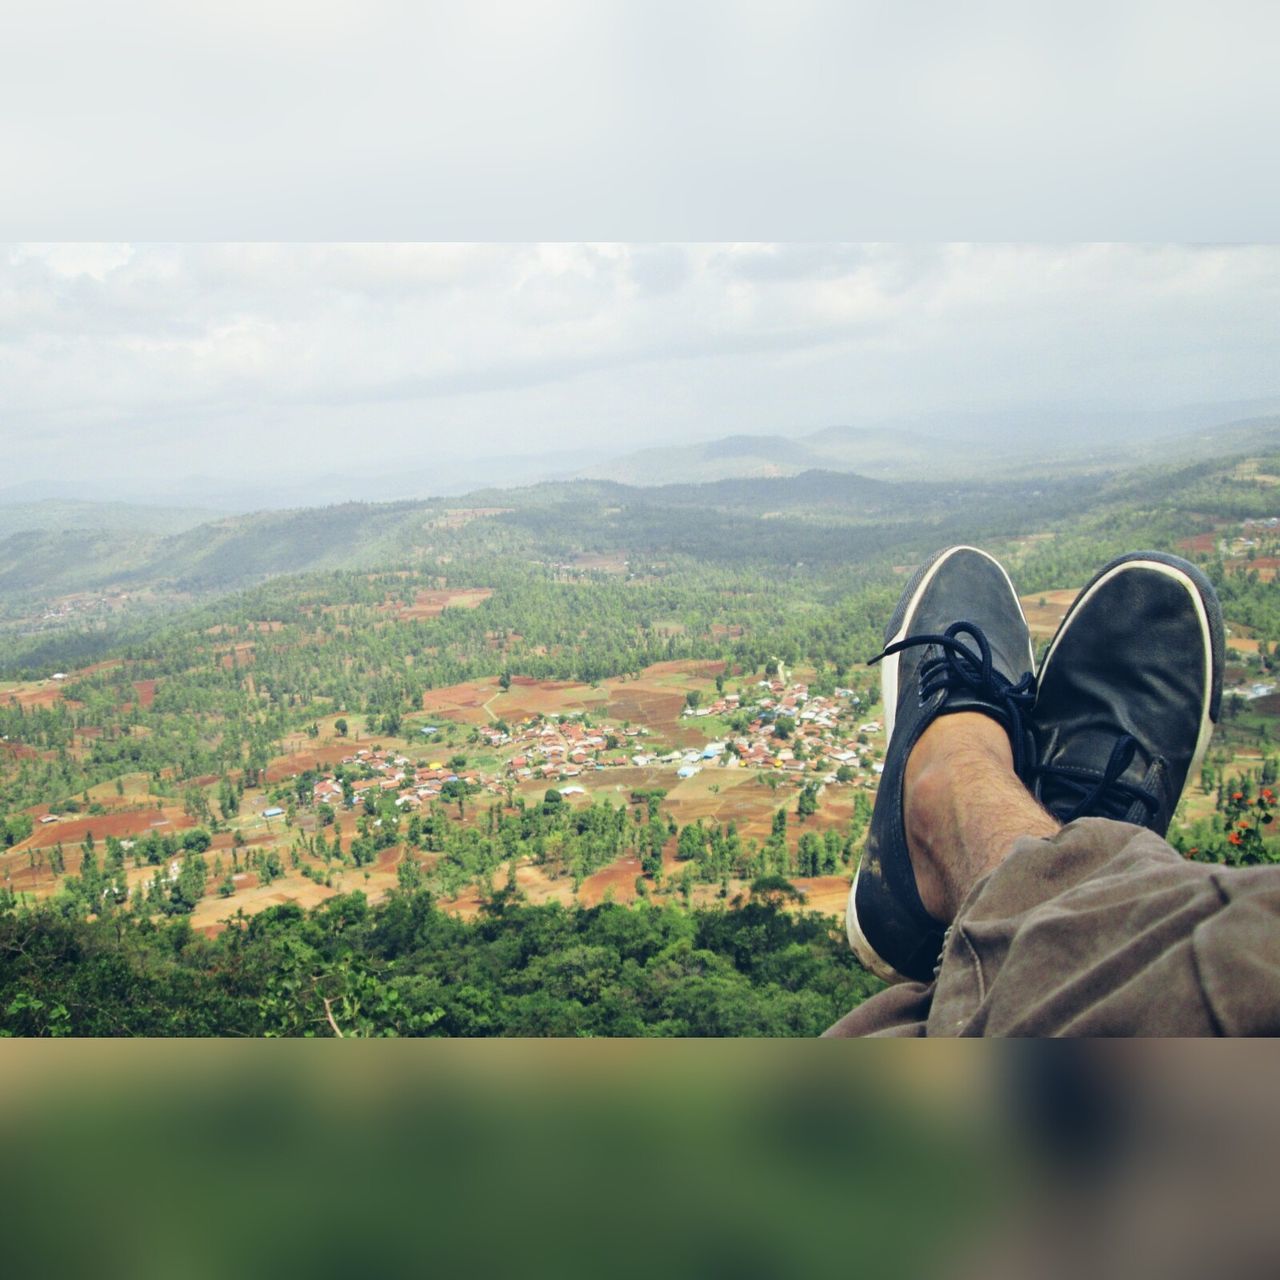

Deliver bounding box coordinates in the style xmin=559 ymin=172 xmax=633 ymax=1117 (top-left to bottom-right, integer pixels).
xmin=845 ymin=545 xmax=1040 ymax=984
xmin=829 ymin=548 xmax=1252 ymax=1037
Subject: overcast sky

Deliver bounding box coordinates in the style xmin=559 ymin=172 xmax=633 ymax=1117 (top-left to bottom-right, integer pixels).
xmin=2 ymin=241 xmax=1278 ymax=494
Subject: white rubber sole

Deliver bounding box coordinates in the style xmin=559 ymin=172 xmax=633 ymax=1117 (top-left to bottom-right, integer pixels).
xmin=845 ymin=875 xmax=911 ymax=984
xmin=847 ymin=545 xmax=1034 ymax=983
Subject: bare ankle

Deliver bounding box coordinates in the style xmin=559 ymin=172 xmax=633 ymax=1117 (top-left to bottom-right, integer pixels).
xmin=903 ymin=712 xmax=1057 ymax=923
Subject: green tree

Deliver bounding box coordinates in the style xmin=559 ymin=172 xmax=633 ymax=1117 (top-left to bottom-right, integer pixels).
xmin=797 ymin=783 xmax=818 ymax=822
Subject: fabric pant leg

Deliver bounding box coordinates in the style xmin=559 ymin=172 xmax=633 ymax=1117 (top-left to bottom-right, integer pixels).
xmin=825 ymin=818 xmax=1280 ymax=1036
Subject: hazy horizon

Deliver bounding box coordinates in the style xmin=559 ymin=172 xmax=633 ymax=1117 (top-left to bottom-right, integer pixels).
xmin=3 ymin=242 xmax=1279 ymax=508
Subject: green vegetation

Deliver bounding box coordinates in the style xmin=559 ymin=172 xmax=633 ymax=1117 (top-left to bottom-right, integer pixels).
xmin=5 ymin=431 xmax=1280 ymax=1034
xmin=0 ymin=887 xmax=882 ymax=1036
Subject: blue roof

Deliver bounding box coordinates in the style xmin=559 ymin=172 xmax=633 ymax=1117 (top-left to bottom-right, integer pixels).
xmin=262 ymin=807 xmax=284 ymax=818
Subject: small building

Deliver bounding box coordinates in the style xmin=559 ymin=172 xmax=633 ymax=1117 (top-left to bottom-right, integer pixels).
xmin=677 ymin=765 xmax=701 ymax=779
xmin=262 ymin=806 xmax=285 ymax=818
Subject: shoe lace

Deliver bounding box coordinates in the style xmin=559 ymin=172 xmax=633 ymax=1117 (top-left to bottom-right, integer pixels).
xmin=1033 ymin=733 xmax=1160 ymax=825
xmin=870 ymin=620 xmax=1037 ymax=776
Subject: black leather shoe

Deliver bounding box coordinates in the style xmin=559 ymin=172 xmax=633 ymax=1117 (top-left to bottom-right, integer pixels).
xmin=1032 ymin=551 xmax=1224 ymax=834
xmin=847 ymin=546 xmax=1037 ymax=984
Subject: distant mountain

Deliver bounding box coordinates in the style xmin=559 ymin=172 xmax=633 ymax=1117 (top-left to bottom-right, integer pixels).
xmin=580 ymin=400 xmax=1280 ymax=487
xmin=580 ymin=423 xmax=957 ymax=485
xmin=5 ymin=408 xmax=1280 ymax=608
xmin=0 ymin=448 xmax=609 ymax=514
xmin=0 ymin=499 xmax=225 ymax=539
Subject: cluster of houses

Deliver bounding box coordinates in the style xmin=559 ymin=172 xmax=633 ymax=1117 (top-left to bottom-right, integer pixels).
xmin=685 ymin=680 xmax=883 ymax=783
xmin=305 ymin=746 xmax=492 ymax=814
xmin=277 ymin=679 xmax=886 ymax=820
xmin=36 ymin=592 xmax=123 ymax=626
xmin=494 ymin=718 xmax=651 ymax=784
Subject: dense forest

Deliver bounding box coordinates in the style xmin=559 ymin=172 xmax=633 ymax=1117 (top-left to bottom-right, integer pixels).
xmin=0 ymin=885 xmax=882 ymax=1036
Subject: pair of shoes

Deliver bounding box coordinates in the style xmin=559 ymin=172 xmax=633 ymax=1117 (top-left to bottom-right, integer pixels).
xmin=846 ymin=545 xmax=1224 ymax=984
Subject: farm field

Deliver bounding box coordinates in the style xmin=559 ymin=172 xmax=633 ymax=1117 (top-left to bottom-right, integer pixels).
xmin=420 ymin=659 xmax=728 ymax=748
xmin=0 ymin=653 xmax=881 ymax=934
xmin=8 ymin=572 xmax=1280 ymax=940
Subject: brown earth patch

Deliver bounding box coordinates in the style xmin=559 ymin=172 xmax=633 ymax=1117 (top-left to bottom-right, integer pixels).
xmin=577 ymin=854 xmax=647 ymax=906
xmin=789 ymin=875 xmax=852 ymax=917
xmin=1179 ymin=531 xmax=1220 ymax=555
xmin=1 ymin=683 xmax=65 ymax=709
xmin=219 ymin=643 xmax=257 ymax=669
xmin=79 ymin=660 xmax=125 ymax=676
xmin=1225 ymin=635 xmax=1262 ymax=655
xmin=1019 ymin=588 xmax=1080 ymax=640
xmin=264 ymin=741 xmax=362 ymax=783
xmin=132 ymin=679 xmax=157 ymax=708
xmin=429 ymin=508 xmax=512 ymax=530
xmin=16 ymin=807 xmax=194 ymax=849
xmin=497 ymin=678 xmax=609 ymax=722
xmin=1225 ymin=557 xmax=1280 ymax=583
xmin=565 ymin=553 xmax=628 ymax=575
xmin=385 ymin=587 xmax=494 ymax=620
xmin=422 ymin=678 xmax=501 ymax=725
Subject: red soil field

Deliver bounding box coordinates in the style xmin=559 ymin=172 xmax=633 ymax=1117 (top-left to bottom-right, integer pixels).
xmin=1225 ymin=557 xmax=1280 ymax=582
xmin=79 ymin=660 xmax=125 ymax=676
xmin=1225 ymin=635 xmax=1262 ymax=655
xmin=2 ymin=684 xmax=65 ymax=709
xmin=264 ymin=742 xmax=361 ymax=784
xmin=219 ymin=642 xmax=257 ymax=669
xmin=789 ymin=875 xmax=852 ymax=917
xmin=132 ymin=679 xmax=157 ymax=708
xmin=421 ymin=678 xmax=502 ymax=724
xmin=1179 ymin=531 xmax=1220 ymax=555
xmin=384 ymin=587 xmax=494 ymax=620
xmin=17 ymin=807 xmax=194 ymax=849
xmin=498 ymin=678 xmax=608 ymax=722
xmin=577 ymin=853 xmax=647 ymax=906
xmin=603 ymin=687 xmax=690 ymax=742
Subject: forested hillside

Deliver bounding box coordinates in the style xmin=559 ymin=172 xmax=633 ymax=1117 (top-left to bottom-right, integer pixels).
xmin=5 ymin=433 xmax=1280 ymax=1035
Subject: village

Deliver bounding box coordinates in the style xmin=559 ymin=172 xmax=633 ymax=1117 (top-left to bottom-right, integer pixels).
xmin=289 ymin=679 xmax=884 ymax=819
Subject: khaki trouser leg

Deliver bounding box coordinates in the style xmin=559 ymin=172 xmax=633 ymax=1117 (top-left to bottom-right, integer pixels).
xmin=825 ymin=818 xmax=1280 ymax=1037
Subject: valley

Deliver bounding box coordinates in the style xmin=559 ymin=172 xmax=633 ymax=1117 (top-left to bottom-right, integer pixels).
xmin=4 ymin=423 xmax=1280 ymax=1034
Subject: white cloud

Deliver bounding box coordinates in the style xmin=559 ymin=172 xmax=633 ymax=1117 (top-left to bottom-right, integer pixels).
xmin=0 ymin=242 xmax=1276 ymax=487
xmin=10 ymin=243 xmax=134 ymax=281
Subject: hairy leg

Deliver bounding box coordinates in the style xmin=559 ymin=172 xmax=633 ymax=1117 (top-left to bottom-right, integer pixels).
xmin=905 ymin=711 xmax=1060 ymax=923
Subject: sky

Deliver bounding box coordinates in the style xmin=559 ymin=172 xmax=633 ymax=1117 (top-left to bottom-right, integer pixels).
xmin=4 ymin=4 xmax=1278 ymax=243
xmin=1 ymin=241 xmax=1278 ymax=500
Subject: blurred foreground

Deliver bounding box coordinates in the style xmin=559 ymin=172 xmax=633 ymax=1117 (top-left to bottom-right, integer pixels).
xmin=0 ymin=1042 xmax=1276 ymax=1280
